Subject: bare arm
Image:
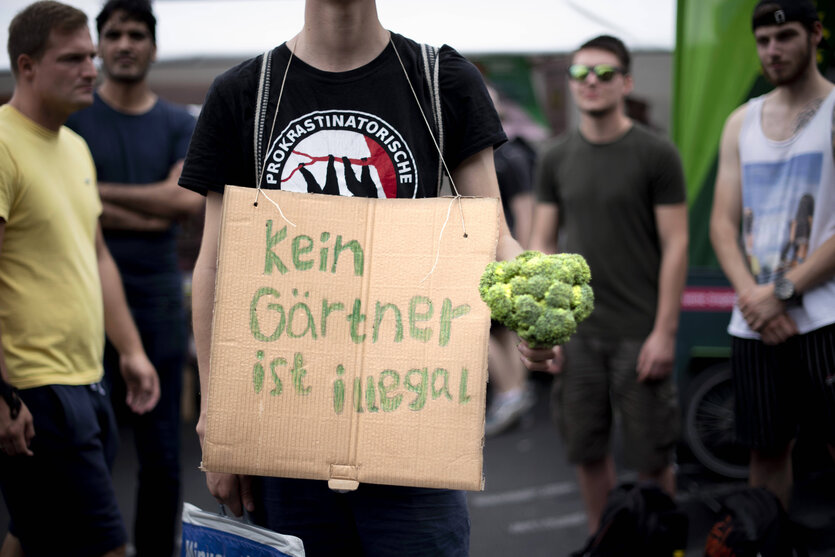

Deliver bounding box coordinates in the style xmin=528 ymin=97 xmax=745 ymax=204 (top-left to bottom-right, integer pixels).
xmin=0 ymin=219 xmax=35 ymax=456
xmin=509 ymin=192 xmax=534 ymax=250
xmin=710 ymin=107 xmax=759 ymax=295
xmin=528 ymin=202 xmax=559 ymax=254
xmin=637 ymin=202 xmax=688 ymax=381
xmin=192 ymin=191 xmax=254 ymax=516
xmin=96 ymin=223 xmax=160 ymax=413
xmin=454 ymin=148 xmax=563 ymax=372
xmin=783 ymin=235 xmax=835 ymax=294
xmin=452 ymin=148 xmax=523 ymax=261
xmin=773 ymin=103 xmax=835 ymax=296
xmin=98 ymin=160 xmax=204 ymax=221
xmin=193 ymin=191 xmax=221 ymax=443
xmin=740 ymin=232 xmax=835 ymax=334
xmin=100 ymin=201 xmax=172 ymax=231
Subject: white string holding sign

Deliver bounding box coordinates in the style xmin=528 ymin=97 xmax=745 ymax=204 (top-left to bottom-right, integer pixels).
xmin=389 ymin=38 xmax=475 ymax=284
xmin=419 ymin=195 xmax=458 ymax=284
xmin=251 ymin=33 xmax=478 ymax=281
xmin=259 ymin=190 xmax=297 ymax=228
xmin=252 ymin=35 xmax=299 ymax=229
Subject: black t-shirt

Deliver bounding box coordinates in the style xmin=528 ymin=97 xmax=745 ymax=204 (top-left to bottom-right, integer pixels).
xmin=494 ymin=137 xmax=535 ymax=233
xmin=180 ymin=33 xmax=505 ymax=198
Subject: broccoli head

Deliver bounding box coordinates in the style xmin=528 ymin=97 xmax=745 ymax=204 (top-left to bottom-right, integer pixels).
xmin=509 ymin=274 xmax=551 ymax=299
xmin=571 ymin=283 xmax=595 ymax=322
xmin=514 ymin=294 xmax=542 ymax=326
xmin=478 ymin=250 xmax=594 ymax=347
xmin=515 ymin=250 xmax=541 ymax=264
xmin=527 ymin=308 xmax=577 ymax=347
xmin=544 ymin=281 xmax=572 ymax=310
xmin=483 ymin=283 xmax=514 ymax=323
xmin=478 ymin=261 xmax=501 ymax=299
xmin=552 ymin=253 xmax=591 ymax=285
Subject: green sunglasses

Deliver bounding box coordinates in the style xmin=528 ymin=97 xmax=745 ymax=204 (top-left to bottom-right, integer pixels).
xmin=567 ymin=64 xmax=625 ymax=82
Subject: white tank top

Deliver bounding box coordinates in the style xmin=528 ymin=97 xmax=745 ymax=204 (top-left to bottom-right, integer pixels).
xmin=730 ymin=87 xmax=835 ymax=338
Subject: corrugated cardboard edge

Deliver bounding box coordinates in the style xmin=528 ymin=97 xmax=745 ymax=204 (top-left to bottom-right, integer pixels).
xmin=201 ymin=187 xmax=500 ymax=492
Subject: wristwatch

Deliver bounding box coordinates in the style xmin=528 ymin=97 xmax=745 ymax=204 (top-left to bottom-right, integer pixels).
xmin=773 ymin=276 xmax=797 ymax=302
xmin=0 ymin=379 xmax=21 ymax=420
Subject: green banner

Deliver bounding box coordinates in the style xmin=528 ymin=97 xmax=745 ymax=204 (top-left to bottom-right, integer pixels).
xmin=672 ymin=0 xmax=759 ymax=267
xmin=473 ymin=55 xmax=549 ymax=128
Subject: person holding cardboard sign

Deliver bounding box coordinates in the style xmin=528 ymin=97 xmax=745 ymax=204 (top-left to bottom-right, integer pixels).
xmin=179 ymin=0 xmax=561 ymax=555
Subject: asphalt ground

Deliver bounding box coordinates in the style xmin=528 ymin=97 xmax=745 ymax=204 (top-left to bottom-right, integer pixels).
xmin=473 ymin=373 xmax=835 ymax=557
xmin=1 ymin=371 xmax=833 ymax=556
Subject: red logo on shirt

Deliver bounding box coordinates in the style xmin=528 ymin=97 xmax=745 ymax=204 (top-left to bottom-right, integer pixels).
xmin=263 ymin=110 xmax=418 ymax=198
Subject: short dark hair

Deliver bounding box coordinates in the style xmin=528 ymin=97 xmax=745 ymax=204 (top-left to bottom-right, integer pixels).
xmin=7 ymin=1 xmax=88 ymax=76
xmin=96 ymin=0 xmax=157 ymax=43
xmin=576 ymin=35 xmax=631 ymax=74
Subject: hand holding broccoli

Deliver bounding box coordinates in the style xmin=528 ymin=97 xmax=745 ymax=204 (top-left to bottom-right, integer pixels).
xmin=478 ymin=251 xmax=594 ymax=348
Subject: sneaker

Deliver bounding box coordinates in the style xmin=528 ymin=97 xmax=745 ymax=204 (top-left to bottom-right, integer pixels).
xmin=484 ymin=386 xmax=535 ymax=437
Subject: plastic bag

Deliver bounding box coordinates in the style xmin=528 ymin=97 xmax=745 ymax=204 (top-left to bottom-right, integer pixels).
xmin=181 ymin=502 xmax=305 ymax=557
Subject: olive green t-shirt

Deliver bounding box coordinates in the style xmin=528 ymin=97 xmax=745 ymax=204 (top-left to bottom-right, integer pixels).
xmin=535 ymin=124 xmax=686 ymax=338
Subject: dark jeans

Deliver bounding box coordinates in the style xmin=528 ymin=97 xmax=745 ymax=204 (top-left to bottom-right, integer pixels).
xmin=251 ymin=477 xmax=471 ymax=557
xmin=105 ymin=301 xmax=187 ymax=557
xmin=0 ymin=384 xmax=127 ymax=557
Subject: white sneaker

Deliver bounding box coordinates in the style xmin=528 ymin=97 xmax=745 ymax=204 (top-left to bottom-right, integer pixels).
xmin=485 ymin=386 xmax=535 ymax=437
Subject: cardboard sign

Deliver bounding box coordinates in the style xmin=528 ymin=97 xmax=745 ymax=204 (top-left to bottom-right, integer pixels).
xmin=202 ymin=186 xmax=499 ymax=491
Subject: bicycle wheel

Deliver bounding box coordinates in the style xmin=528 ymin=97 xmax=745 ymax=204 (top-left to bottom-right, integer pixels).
xmin=684 ymin=363 xmax=749 ymax=479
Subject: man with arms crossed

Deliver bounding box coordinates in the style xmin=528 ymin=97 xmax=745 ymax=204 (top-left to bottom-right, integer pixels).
xmin=179 ymin=0 xmax=561 ymax=554
xmin=67 ymin=1 xmax=200 ymax=554
xmin=528 ymin=35 xmax=688 ymax=532
xmin=0 ymin=2 xmax=159 ymax=556
xmin=710 ymin=0 xmax=835 ymax=510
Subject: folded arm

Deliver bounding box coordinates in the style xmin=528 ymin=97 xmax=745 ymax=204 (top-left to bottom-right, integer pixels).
xmin=98 ymin=160 xmax=204 ymax=225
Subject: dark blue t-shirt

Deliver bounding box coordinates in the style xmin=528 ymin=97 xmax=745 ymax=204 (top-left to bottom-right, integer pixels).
xmin=67 ymin=93 xmax=196 ymax=305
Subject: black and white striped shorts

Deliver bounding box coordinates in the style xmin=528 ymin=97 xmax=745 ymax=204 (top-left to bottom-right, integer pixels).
xmin=731 ymin=322 xmax=835 ymax=451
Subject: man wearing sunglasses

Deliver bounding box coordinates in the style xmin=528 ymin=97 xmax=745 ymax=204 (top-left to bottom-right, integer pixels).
xmin=710 ymin=0 xmax=835 ymax=511
xmin=529 ymin=35 xmax=688 ymax=532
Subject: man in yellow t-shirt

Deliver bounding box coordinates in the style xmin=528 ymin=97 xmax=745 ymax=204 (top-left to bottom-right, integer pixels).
xmin=0 ymin=2 xmax=160 ymax=556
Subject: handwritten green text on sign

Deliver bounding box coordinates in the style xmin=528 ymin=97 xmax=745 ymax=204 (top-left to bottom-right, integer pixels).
xmin=247 ymin=221 xmax=473 ymax=414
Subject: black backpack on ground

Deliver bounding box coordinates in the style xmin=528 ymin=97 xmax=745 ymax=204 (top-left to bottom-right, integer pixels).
xmin=570 ymin=482 xmax=689 ymax=557
xmin=703 ymin=487 xmax=808 ymax=557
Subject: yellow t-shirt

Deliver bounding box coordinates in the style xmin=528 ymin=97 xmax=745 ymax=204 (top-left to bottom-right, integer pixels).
xmin=0 ymin=105 xmax=104 ymax=389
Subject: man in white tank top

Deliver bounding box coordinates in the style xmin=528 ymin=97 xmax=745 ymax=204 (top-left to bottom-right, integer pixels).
xmin=711 ymin=0 xmax=835 ymax=510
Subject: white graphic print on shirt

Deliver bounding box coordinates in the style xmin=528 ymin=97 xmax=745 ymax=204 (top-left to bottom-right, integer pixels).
xmin=263 ymin=110 xmax=419 ymax=198
xmin=742 ymin=152 xmax=820 ymax=284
